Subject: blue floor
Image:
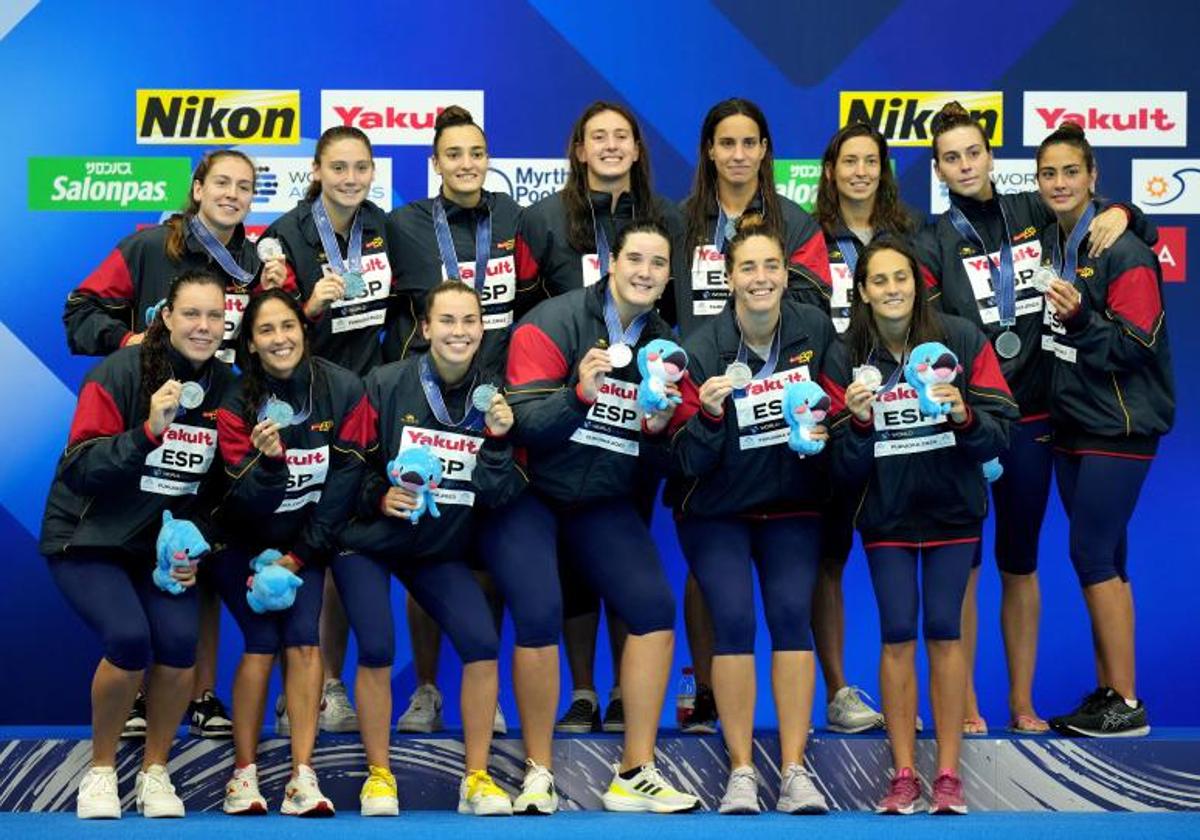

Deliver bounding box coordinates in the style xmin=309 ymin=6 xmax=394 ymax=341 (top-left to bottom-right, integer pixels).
xmin=1 ymin=812 xmax=1197 ymax=840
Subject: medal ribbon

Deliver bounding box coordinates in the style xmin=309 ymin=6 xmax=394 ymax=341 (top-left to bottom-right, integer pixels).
xmin=187 ymin=217 xmax=253 ymax=285
xmin=310 ymin=197 xmax=364 ymax=276
xmin=419 ymin=354 xmax=484 ymax=431
xmin=947 ymin=199 xmax=1016 ymax=328
xmin=432 ymin=196 xmax=492 ymax=293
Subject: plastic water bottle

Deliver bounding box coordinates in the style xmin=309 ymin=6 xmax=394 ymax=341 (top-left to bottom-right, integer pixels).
xmin=676 ymin=666 xmax=696 ymax=725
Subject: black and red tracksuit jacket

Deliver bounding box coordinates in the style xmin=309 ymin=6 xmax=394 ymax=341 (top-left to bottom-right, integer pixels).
xmin=505 ymin=279 xmax=674 ymax=506
xmin=384 ymin=190 xmax=522 ymax=375
xmin=339 ymin=354 xmax=526 ymax=559
xmin=40 ymin=344 xmax=233 ymax=557
xmin=1041 ymin=222 xmax=1174 ymax=458
xmin=666 ymin=299 xmax=851 ymax=519
xmin=675 ymin=192 xmax=825 ymax=338
xmin=790 ymin=221 xmax=939 ymax=335
xmin=836 ymin=313 xmax=1018 ymax=546
xmin=515 ymin=189 xmax=686 ymax=324
xmin=914 ymin=190 xmax=1153 ymax=420
xmin=263 ymin=199 xmax=397 ymax=376
xmin=216 ymin=357 xmax=371 ymax=567
xmin=64 ymin=220 xmax=267 ymax=361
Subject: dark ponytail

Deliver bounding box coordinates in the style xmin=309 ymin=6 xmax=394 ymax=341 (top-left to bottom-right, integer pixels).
xmin=432 ymin=105 xmax=486 ymax=155
xmin=1036 ymin=120 xmax=1096 ymax=175
xmin=930 ymin=100 xmax=991 ymax=160
xmin=139 ymin=269 xmax=225 ymax=415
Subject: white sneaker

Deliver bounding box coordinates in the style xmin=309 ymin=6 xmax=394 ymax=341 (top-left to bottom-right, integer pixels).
xmin=513 ymin=759 xmax=558 ymax=815
xmin=281 ymin=764 xmax=335 ymax=816
xmin=494 ymin=704 xmax=508 ymax=736
xmin=77 ymin=766 xmax=120 ymax=819
xmin=275 ymin=694 xmax=290 ymax=736
xmin=601 ymin=763 xmax=700 ymax=813
xmin=718 ymin=766 xmax=760 ymax=814
xmin=457 ymin=770 xmax=513 ymax=816
xmin=776 ymin=763 xmax=828 ymax=814
xmin=395 ymin=684 xmax=443 ymax=733
xmin=223 ymin=764 xmax=267 ymax=815
xmin=826 ymin=686 xmax=885 ymax=733
xmin=319 ymin=679 xmax=359 ymax=733
xmin=134 ymin=764 xmax=184 ymax=818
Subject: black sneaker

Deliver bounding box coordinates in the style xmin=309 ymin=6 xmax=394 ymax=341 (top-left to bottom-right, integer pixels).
xmin=555 ymin=697 xmax=600 ymax=733
xmin=681 ymin=685 xmax=718 ymax=734
xmin=122 ymin=689 xmax=147 ymax=739
xmin=188 ymin=689 xmax=233 ymax=738
xmin=602 ymin=697 xmax=625 ymax=733
xmin=1048 ymin=687 xmax=1107 ymax=735
xmin=1051 ymin=688 xmax=1149 ymax=738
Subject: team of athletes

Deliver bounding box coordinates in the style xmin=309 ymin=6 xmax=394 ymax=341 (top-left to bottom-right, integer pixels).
xmin=46 ymin=98 xmax=1174 ymax=820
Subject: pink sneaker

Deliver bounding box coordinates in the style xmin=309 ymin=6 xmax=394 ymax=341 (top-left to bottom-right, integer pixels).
xmin=930 ymin=770 xmax=968 ymax=815
xmin=876 ymin=767 xmax=922 ymax=815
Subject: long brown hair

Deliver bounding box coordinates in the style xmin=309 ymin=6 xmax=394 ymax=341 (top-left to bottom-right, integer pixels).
xmin=164 ymin=151 xmax=255 ymax=261
xmin=684 ymin=98 xmax=785 ymax=263
xmin=235 ymin=290 xmax=311 ymax=427
xmin=844 ymin=236 xmax=943 ymax=366
xmin=304 ymin=125 xmax=374 ymax=202
xmin=140 ymin=269 xmax=225 ymax=415
xmin=815 ymin=122 xmax=915 ymax=237
xmin=562 ymin=101 xmax=659 ymax=254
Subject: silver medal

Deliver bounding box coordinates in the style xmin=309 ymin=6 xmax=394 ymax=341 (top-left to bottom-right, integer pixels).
xmin=260 ymin=396 xmax=295 ymax=427
xmin=342 ymin=271 xmax=367 ymax=299
xmin=179 ymin=381 xmax=204 ymax=410
xmin=725 ymin=362 xmax=753 ymax=390
xmin=995 ymin=330 xmax=1022 ymax=359
xmin=607 ymin=342 xmax=633 ymax=369
xmin=256 ymin=236 xmax=284 ymax=262
xmin=1031 ymin=266 xmax=1057 ymax=293
xmin=854 ymin=364 xmax=883 ymax=392
xmin=471 ymin=384 xmax=498 ymax=412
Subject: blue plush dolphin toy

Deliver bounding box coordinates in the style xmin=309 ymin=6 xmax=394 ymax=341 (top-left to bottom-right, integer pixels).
xmin=903 ymin=341 xmax=1003 ymax=483
xmin=636 ymin=339 xmax=688 ymax=413
xmin=153 ymin=510 xmax=210 ymax=595
xmin=783 ymin=380 xmax=831 ymax=456
xmin=387 ymin=445 xmax=443 ymax=525
xmin=246 ymin=549 xmax=304 ymax=614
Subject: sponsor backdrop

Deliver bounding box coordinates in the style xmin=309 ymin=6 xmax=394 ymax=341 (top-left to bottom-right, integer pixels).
xmin=0 ymin=0 xmax=1197 ymax=728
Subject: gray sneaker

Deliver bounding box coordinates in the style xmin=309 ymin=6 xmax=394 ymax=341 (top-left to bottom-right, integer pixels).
xmin=776 ymin=763 xmax=828 ymax=814
xmin=826 ymin=686 xmax=884 ymax=733
xmin=718 ymin=766 xmax=760 ymax=814
xmin=319 ymin=679 xmax=359 ymax=733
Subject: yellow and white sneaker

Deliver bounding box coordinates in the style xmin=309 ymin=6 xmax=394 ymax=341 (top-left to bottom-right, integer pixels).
xmin=457 ymin=770 xmax=513 ymax=816
xmin=359 ymin=765 xmax=399 ymax=817
xmin=601 ymin=763 xmax=700 ymax=813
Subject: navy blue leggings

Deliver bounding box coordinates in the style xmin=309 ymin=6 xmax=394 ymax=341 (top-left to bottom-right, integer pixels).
xmin=211 ymin=548 xmax=324 ymax=654
xmin=865 ymin=542 xmax=977 ymax=644
xmin=990 ymin=417 xmax=1054 ymax=575
xmin=1054 ymin=452 xmax=1152 ymax=587
xmin=678 ymin=516 xmax=821 ymax=654
xmin=47 ymin=550 xmax=199 ymax=671
xmin=485 ymin=493 xmax=675 ymax=647
xmin=332 ymin=552 xmax=499 ymax=666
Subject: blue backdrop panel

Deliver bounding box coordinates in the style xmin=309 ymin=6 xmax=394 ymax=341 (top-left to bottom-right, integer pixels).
xmin=0 ymin=0 xmax=1197 ymax=727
